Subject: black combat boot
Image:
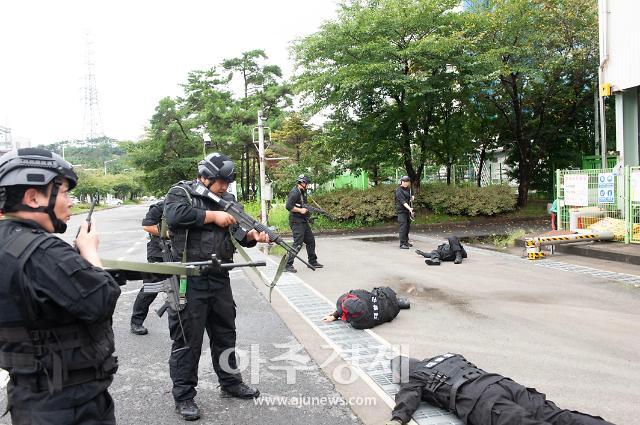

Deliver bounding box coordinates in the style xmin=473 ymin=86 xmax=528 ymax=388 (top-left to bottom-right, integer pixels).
xmin=309 ymin=261 xmax=324 ymax=268
xmin=221 ymin=382 xmax=260 ymax=399
xmin=175 ymin=399 xmax=200 ymax=421
xmin=397 ymin=297 xmax=411 ymax=309
xmin=425 ymin=257 xmax=441 ymax=266
xmin=285 ymin=265 xmax=297 ymax=273
xmin=130 ymin=323 xmax=148 ymax=335
xmin=454 ymin=251 xmax=463 ymax=264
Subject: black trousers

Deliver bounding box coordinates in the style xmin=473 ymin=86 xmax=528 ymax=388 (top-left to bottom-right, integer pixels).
xmin=398 ymin=212 xmax=410 ymax=245
xmin=130 ymin=291 xmax=158 ymax=325
xmin=9 ymin=389 xmax=115 ymax=425
xmin=466 ymin=379 xmax=613 ymax=425
xmin=168 ymin=280 xmax=242 ymax=402
xmin=130 ymin=256 xmax=162 ymax=325
xmin=286 ymin=221 xmax=317 ymax=266
xmin=430 ymin=236 xmax=464 ymax=261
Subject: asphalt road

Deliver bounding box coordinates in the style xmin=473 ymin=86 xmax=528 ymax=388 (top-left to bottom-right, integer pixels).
xmin=0 ymin=205 xmax=361 ymax=425
xmin=1 ymin=204 xmax=639 ymax=425
xmin=276 ymin=232 xmax=640 ymax=425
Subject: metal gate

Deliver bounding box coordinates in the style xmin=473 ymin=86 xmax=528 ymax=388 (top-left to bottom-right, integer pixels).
xmin=557 ymin=166 xmax=640 ymax=243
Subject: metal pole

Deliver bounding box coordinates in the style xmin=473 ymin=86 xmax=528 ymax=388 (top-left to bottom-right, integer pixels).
xmin=257 ymin=110 xmax=267 ymax=225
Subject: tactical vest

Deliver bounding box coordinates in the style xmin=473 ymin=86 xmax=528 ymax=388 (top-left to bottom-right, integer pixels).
xmin=167 ymin=181 xmax=236 ymax=263
xmin=0 ymin=223 xmax=117 ymax=394
xmin=346 ymin=288 xmax=399 ymax=329
xmin=419 ymin=353 xmax=503 ymax=415
xmin=372 ymin=287 xmax=400 ymax=323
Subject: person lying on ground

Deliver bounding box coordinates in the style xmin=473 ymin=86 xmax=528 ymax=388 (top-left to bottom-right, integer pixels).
xmin=415 ymin=235 xmax=467 ymax=265
xmin=386 ymin=353 xmax=614 ymax=425
xmin=322 ymin=287 xmax=410 ymax=329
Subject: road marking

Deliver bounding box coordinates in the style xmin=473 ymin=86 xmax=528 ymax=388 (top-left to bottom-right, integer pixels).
xmin=242 ymin=247 xmax=461 ymax=425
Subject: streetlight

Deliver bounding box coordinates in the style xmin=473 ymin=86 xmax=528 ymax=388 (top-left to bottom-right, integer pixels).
xmin=104 ymin=159 xmax=118 ymax=175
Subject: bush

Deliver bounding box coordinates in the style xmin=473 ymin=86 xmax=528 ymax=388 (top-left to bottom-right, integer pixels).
xmin=416 ymin=183 xmax=517 ymax=216
xmin=313 ymin=185 xmax=397 ymax=223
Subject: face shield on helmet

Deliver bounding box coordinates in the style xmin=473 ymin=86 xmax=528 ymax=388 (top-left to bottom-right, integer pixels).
xmin=198 ymin=153 xmax=236 ymax=188
xmin=0 ymin=148 xmax=78 ymax=233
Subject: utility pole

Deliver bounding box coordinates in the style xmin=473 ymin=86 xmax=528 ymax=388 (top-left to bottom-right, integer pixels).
xmin=257 ymin=110 xmax=267 ymax=225
xmin=82 ymin=33 xmax=104 ymax=143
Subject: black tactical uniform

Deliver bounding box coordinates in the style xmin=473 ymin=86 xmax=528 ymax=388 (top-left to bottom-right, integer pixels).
xmin=0 ymin=148 xmax=121 ymax=425
xmin=285 ymin=175 xmax=320 ymax=271
xmin=129 ymin=200 xmax=164 ymax=333
xmin=330 ymin=287 xmax=409 ymax=330
xmin=389 ymin=354 xmax=613 ymax=425
xmin=395 ymin=177 xmax=412 ymax=248
xmin=164 ymin=179 xmax=258 ymax=406
xmin=416 ymin=236 xmax=467 ymax=265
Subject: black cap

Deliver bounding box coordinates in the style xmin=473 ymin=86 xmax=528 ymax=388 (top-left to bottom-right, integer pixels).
xmin=400 ymin=175 xmax=410 ymax=182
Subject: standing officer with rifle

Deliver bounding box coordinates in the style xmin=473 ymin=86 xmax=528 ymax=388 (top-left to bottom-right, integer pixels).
xmin=0 ymin=148 xmax=121 ymax=424
xmin=396 ymin=175 xmax=414 ymax=250
xmin=164 ymin=152 xmax=270 ymax=421
xmin=129 ymin=199 xmax=164 ymax=335
xmin=284 ymin=174 xmax=323 ymax=273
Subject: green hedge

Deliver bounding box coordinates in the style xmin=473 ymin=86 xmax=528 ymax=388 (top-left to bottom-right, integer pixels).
xmin=314 ymin=185 xmax=396 ymax=223
xmin=312 ymin=183 xmax=517 ymax=222
xmin=416 ymin=183 xmax=517 ymax=216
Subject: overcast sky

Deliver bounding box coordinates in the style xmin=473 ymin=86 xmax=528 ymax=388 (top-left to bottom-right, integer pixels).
xmin=0 ymin=0 xmax=339 ymax=147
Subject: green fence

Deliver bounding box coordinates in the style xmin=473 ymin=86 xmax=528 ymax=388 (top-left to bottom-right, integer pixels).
xmin=322 ymin=171 xmax=369 ymax=191
xmin=556 ymin=166 xmax=640 ymax=243
xmin=422 ymin=163 xmax=508 ymax=186
xmin=630 ymin=166 xmax=640 ymax=243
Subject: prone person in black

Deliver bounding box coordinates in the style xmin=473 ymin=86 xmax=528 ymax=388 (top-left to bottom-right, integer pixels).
xmin=416 ymin=235 xmax=467 ymax=265
xmin=164 ymin=152 xmax=270 ymax=421
xmin=284 ymin=174 xmax=323 ymax=273
xmin=386 ymin=353 xmax=614 ymax=425
xmin=395 ymin=175 xmax=414 ymax=249
xmin=0 ymin=148 xmax=121 ymax=425
xmin=129 ymin=199 xmax=165 ymax=335
xmin=322 ymin=287 xmax=410 ymax=329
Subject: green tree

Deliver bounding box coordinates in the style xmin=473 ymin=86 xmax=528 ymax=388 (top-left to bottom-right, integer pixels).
xmin=128 ymin=97 xmax=201 ymax=195
xmin=222 ymin=50 xmax=291 ymax=199
xmin=469 ymin=0 xmax=599 ymax=205
xmin=293 ymin=0 xmax=468 ymax=191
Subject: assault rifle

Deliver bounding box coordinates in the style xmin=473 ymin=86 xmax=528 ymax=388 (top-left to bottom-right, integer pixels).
xmin=102 ymin=255 xmax=266 ymax=315
xmin=193 ymin=181 xmax=316 ymax=270
xmin=295 ymin=203 xmax=334 ymax=220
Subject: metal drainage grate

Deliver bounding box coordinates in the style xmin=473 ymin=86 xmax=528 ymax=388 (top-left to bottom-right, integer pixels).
xmin=245 ymin=248 xmax=462 ymax=425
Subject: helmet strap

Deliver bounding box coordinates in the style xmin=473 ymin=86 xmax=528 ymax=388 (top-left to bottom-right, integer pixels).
xmin=46 ymin=177 xmax=67 ymax=233
xmin=7 ymin=178 xmax=67 ymax=233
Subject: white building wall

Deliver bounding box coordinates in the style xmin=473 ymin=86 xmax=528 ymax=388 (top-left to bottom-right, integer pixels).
xmin=599 ymin=1 xmax=640 ymax=91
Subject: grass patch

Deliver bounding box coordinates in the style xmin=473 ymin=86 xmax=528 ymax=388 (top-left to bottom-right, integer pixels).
xmin=491 ymin=229 xmax=526 ymax=249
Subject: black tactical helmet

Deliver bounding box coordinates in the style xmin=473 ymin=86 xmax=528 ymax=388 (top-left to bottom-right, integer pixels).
xmin=297 ymin=174 xmax=310 ymax=184
xmin=0 ymin=148 xmax=78 ymax=190
xmin=198 ymin=152 xmax=236 ymax=182
xmin=0 ymin=148 xmax=78 ymax=233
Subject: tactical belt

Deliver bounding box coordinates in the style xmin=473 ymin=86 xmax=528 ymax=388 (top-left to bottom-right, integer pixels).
xmin=10 ymin=358 xmax=116 ymax=393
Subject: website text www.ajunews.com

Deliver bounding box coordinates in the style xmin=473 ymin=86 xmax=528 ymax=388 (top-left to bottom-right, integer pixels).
xmin=254 ymin=395 xmax=377 ymax=407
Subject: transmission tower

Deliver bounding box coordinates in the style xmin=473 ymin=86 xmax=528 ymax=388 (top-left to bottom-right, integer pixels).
xmin=82 ymin=34 xmax=104 ymax=143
